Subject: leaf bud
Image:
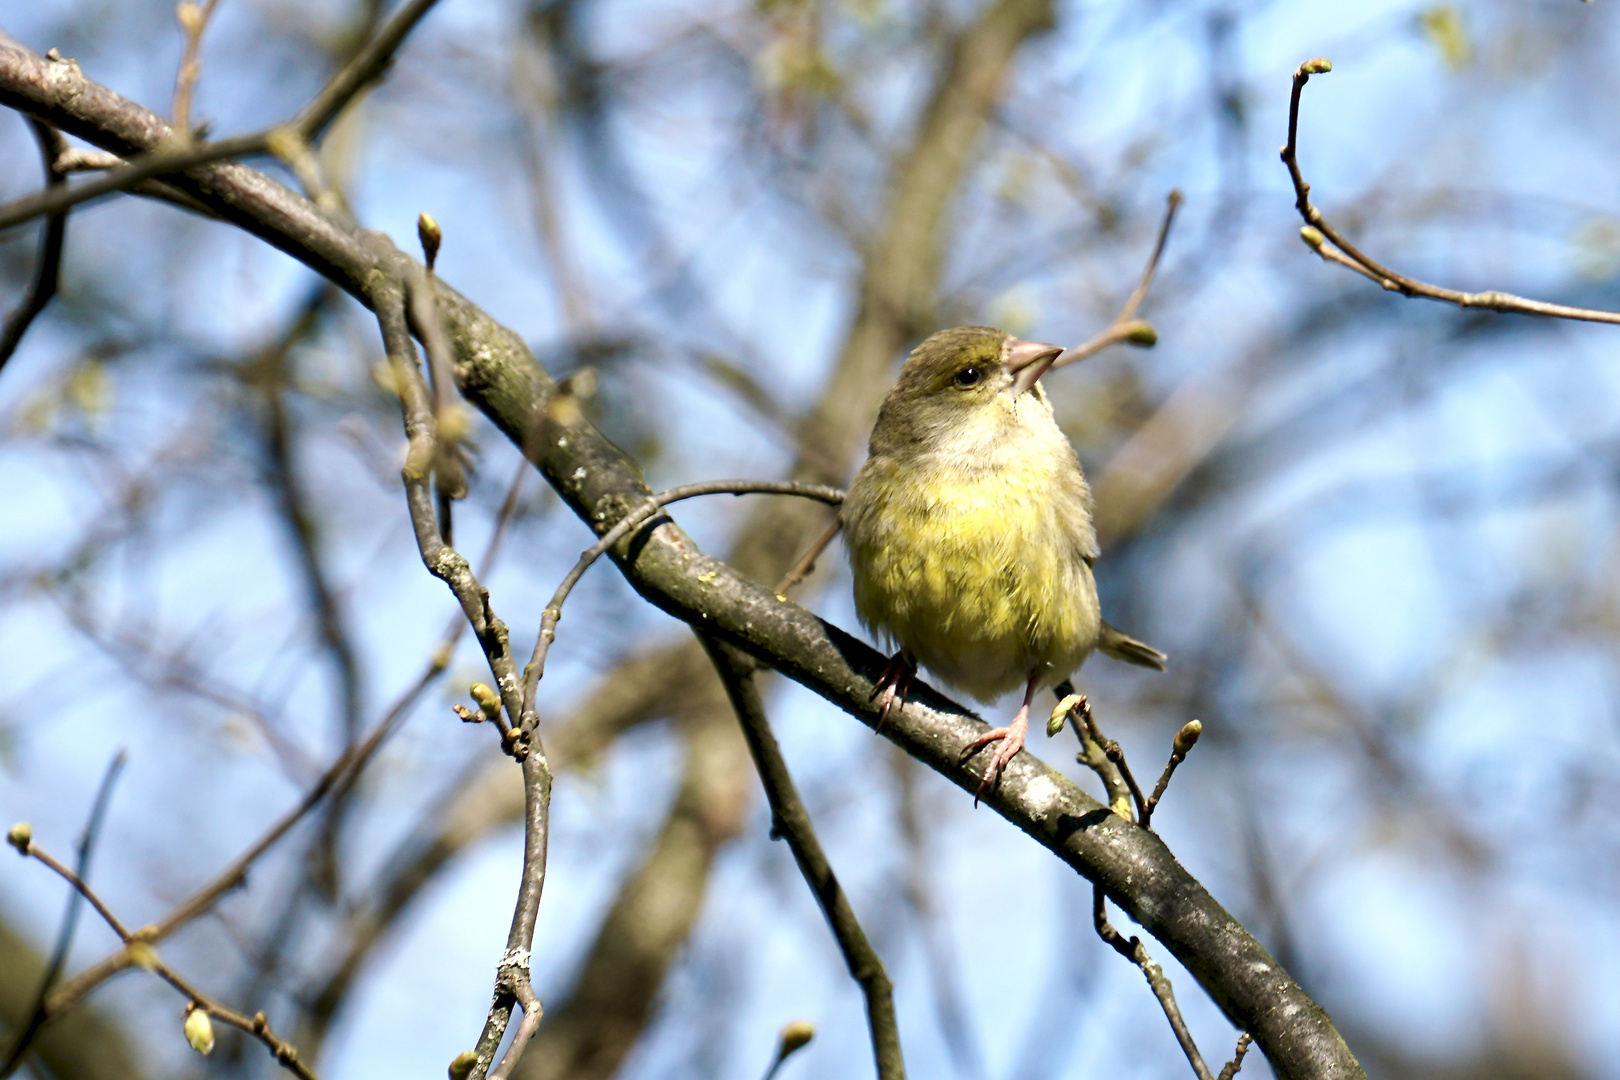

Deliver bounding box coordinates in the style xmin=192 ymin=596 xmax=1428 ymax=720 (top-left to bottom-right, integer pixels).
xmin=470 ymin=683 xmax=501 ymax=715
xmin=778 ymin=1019 xmax=815 ymax=1056
xmin=448 ymin=1050 xmax=480 ymax=1080
xmin=1048 ymin=694 xmax=1082 ymax=737
xmin=1299 ymin=225 xmax=1325 ymax=250
xmin=1173 ymin=719 xmax=1203 ymax=755
xmin=184 ymin=1005 xmax=215 ymax=1055
xmin=127 ymin=940 xmax=161 ymax=971
xmin=6 ymin=822 xmax=30 ymax=854
xmin=1120 ymin=319 xmax=1158 ymax=347
xmin=418 ymin=212 xmax=443 ymax=271
xmin=1299 ymin=57 xmax=1332 ymax=75
xmin=437 ymin=402 xmax=471 ymax=442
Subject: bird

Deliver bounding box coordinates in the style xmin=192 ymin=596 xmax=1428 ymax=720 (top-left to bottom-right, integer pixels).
xmin=842 ymin=325 xmax=1166 ymax=798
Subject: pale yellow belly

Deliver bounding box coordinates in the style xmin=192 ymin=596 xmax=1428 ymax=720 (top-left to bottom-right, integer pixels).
xmin=845 ymin=459 xmax=1101 ymax=702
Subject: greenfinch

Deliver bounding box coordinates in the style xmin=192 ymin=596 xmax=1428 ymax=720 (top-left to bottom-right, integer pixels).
xmin=843 ymin=326 xmax=1165 ymax=796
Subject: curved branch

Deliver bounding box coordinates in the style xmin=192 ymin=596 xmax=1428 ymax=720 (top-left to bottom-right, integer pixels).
xmin=1281 ymin=59 xmax=1620 ymax=325
xmin=525 ymin=479 xmax=844 ymax=693
xmin=0 ymin=119 xmax=68 ymax=372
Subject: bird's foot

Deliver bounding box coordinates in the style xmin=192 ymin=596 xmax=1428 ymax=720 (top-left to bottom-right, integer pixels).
xmin=960 ymin=706 xmax=1030 ymax=806
xmin=870 ymin=650 xmax=917 ymax=733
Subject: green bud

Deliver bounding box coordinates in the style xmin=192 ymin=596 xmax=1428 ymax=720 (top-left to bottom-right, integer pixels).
xmin=418 ymin=212 xmax=442 ymax=271
xmin=1049 ymin=694 xmax=1082 ymax=738
xmin=127 ymin=940 xmax=160 ymax=971
xmin=6 ymin=822 xmax=30 ymax=854
xmin=448 ymin=1050 xmax=480 ymax=1080
xmin=778 ymin=1020 xmax=815 ymax=1056
xmin=470 ymin=682 xmax=502 ymax=715
xmin=1173 ymin=719 xmax=1203 ymax=755
xmin=1299 ymin=57 xmax=1332 ymax=75
xmin=1121 ymin=320 xmax=1158 ymax=347
xmin=1299 ymin=226 xmax=1325 ymax=250
xmin=184 ymin=1006 xmax=215 ymax=1055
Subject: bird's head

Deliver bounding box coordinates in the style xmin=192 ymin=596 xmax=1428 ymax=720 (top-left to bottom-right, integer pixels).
xmin=868 ymin=325 xmax=1066 ymax=457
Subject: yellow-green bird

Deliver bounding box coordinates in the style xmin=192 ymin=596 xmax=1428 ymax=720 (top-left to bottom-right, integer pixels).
xmin=843 ymin=325 xmax=1166 ymax=797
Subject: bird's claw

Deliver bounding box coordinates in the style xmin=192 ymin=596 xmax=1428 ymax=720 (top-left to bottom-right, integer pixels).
xmin=960 ymin=725 xmax=1026 ymax=805
xmin=869 ymin=651 xmax=916 ymax=733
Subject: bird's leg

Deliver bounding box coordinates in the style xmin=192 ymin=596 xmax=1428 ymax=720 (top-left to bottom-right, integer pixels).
xmin=960 ymin=672 xmax=1038 ymax=804
xmin=870 ymin=649 xmax=917 ymax=733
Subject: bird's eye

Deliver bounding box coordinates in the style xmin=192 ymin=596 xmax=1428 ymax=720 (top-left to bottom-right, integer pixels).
xmin=953 ymin=366 xmax=983 ymax=388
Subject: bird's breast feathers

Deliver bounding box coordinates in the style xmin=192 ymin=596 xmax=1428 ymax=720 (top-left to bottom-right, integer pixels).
xmin=844 ymin=448 xmax=1102 ymax=702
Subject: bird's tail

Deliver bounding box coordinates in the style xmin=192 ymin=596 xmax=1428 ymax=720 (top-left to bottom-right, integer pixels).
xmin=1099 ymin=622 xmax=1167 ymax=671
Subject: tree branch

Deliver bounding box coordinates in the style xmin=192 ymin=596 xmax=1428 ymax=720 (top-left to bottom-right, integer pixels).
xmin=0 ymin=0 xmax=441 ymax=233
xmin=1281 ymin=58 xmax=1620 ymax=325
xmin=1093 ymin=885 xmax=1217 ymax=1080
xmin=12 ymin=835 xmax=319 ymax=1079
xmin=700 ymin=635 xmax=905 ymax=1080
xmin=0 ymin=752 xmax=125 ymax=1078
xmin=372 ymin=279 xmax=553 ymax=1080
xmin=527 ymin=479 xmax=844 ymax=691
xmin=170 ymin=0 xmax=223 ymax=138
xmin=39 ymin=653 xmax=437 ymax=1025
xmin=0 ymin=119 xmax=68 ymax=372
xmin=1048 ymin=189 xmax=1180 ymax=373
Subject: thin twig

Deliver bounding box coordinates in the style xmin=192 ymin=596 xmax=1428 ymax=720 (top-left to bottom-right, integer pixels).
xmin=0 ymin=752 xmax=126 ymax=1076
xmin=1218 ymin=1034 xmax=1253 ymax=1080
xmin=1281 ymin=58 xmax=1620 ymax=325
xmin=1054 ymin=684 xmax=1133 ymax=818
xmin=890 ymin=750 xmax=984 ymax=1077
xmin=41 ymin=664 xmax=434 ymax=1022
xmin=700 ymin=634 xmax=905 ymax=1080
xmin=374 ymin=282 xmax=523 ymax=747
xmin=372 ymin=283 xmax=554 ymax=1080
xmin=170 ymin=0 xmax=224 ymax=138
xmin=1062 ymin=693 xmax=1146 ymax=821
xmin=16 ymin=837 xmax=319 ymax=1079
xmin=406 ymin=261 xmax=466 ymax=542
xmin=1049 ymin=189 xmax=1182 ymax=373
xmin=0 ymin=121 xmax=69 ymax=373
xmin=0 ymin=130 xmax=269 ymax=233
xmin=293 ymin=0 xmax=443 ymax=141
xmin=0 ymin=0 xmax=444 ymax=234
xmin=485 ymin=979 xmax=543 ymax=1080
xmin=1140 ymin=720 xmax=1202 ymax=831
xmin=774 ymin=515 xmax=843 ymax=595
xmin=523 ymin=479 xmax=845 ymax=701
xmin=1093 ymin=884 xmax=1214 ymax=1080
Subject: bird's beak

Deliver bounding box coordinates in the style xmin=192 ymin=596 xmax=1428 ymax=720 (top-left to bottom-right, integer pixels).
xmin=1004 ymin=339 xmax=1064 ymax=397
